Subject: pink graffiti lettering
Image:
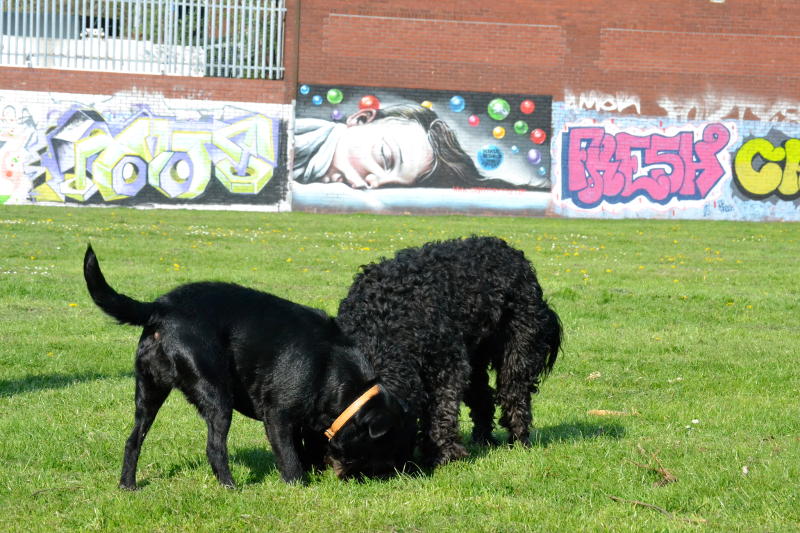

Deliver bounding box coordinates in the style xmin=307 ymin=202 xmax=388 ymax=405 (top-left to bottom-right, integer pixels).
xmin=565 ymin=123 xmax=731 ymax=208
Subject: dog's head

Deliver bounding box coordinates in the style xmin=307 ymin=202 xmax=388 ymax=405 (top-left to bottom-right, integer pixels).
xmin=325 ymin=386 xmax=413 ymax=480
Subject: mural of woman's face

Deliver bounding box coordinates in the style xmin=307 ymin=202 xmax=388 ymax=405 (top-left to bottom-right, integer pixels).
xmin=323 ymin=110 xmax=434 ymax=188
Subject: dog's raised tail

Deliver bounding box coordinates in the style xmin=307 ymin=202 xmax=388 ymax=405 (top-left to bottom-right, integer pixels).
xmin=84 ymin=245 xmax=156 ymax=326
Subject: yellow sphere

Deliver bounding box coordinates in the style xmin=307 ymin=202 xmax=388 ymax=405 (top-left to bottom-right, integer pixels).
xmin=492 ymin=126 xmax=506 ymax=139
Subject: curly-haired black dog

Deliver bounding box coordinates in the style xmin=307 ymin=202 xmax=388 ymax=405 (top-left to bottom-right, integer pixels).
xmin=336 ymin=236 xmax=562 ymax=470
xmin=83 ymin=245 xmax=406 ymax=488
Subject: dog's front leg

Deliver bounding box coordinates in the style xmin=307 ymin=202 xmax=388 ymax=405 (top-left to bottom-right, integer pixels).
xmin=264 ymin=417 xmax=305 ymax=483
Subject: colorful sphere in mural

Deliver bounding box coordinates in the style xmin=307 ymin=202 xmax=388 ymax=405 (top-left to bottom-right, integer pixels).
xmin=492 ymin=126 xmax=506 ymax=139
xmin=520 ymin=99 xmax=535 ymax=114
xmin=513 ymin=120 xmax=529 ymax=135
xmin=331 ymin=108 xmax=344 ymax=121
xmin=477 ymin=145 xmax=503 ymax=170
xmin=511 ymin=145 xmax=520 ymax=154
xmin=527 ymin=148 xmax=542 ymax=164
xmin=449 ymin=95 xmax=466 ymax=112
xmin=487 ymin=98 xmax=511 ymax=121
xmin=421 ymin=100 xmax=433 ymax=109
xmin=311 ymin=94 xmax=323 ymax=106
xmin=358 ymin=95 xmax=381 ymax=110
xmin=326 ymin=88 xmax=344 ymax=104
xmin=468 ymin=114 xmax=480 ymax=127
xmin=299 ymin=84 xmax=311 ymax=95
xmin=537 ymin=165 xmax=548 ymax=177
xmin=530 ymin=128 xmax=547 ymax=144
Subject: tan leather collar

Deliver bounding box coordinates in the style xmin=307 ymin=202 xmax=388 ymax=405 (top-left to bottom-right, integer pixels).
xmin=324 ymin=385 xmax=381 ymax=440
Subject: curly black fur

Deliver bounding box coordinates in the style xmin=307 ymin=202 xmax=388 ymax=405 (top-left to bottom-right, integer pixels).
xmin=337 ymin=236 xmax=562 ymax=468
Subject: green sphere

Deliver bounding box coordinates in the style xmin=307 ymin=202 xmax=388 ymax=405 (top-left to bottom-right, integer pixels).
xmin=487 ymin=98 xmax=511 ymax=120
xmin=326 ymin=88 xmax=344 ymax=105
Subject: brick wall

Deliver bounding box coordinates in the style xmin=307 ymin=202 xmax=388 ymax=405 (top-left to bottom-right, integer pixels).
xmin=297 ymin=0 xmax=800 ymax=115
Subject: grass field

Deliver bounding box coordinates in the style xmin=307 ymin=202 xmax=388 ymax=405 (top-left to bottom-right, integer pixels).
xmin=1 ymin=205 xmax=798 ymax=532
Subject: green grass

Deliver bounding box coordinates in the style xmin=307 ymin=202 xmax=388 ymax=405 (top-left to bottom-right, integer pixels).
xmin=1 ymin=205 xmax=798 ymax=532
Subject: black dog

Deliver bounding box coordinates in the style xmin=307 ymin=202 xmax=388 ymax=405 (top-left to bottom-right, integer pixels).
xmin=336 ymin=236 xmax=562 ymax=470
xmin=83 ymin=245 xmax=405 ymax=488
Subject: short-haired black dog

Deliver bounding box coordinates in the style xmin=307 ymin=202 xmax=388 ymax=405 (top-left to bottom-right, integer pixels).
xmin=336 ymin=236 xmax=562 ymax=470
xmin=83 ymin=245 xmax=405 ymax=488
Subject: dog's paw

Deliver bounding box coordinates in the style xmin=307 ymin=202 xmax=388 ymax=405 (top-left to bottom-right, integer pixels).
xmin=471 ymin=429 xmax=500 ymax=447
xmin=118 ymin=482 xmax=140 ymax=491
xmin=507 ymin=433 xmax=531 ymax=447
xmin=435 ymin=443 xmax=469 ymax=465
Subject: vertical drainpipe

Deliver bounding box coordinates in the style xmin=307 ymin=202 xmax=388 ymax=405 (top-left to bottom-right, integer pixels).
xmin=283 ymin=0 xmax=302 ymax=210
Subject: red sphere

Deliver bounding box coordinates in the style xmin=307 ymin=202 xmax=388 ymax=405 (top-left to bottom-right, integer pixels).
xmin=520 ymin=99 xmax=536 ymax=114
xmin=530 ymin=128 xmax=547 ymax=144
xmin=358 ymin=95 xmax=381 ymax=110
xmin=468 ymin=114 xmax=480 ymax=127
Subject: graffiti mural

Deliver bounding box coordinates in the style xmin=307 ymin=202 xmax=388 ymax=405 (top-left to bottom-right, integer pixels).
xmin=559 ymin=120 xmax=735 ymax=209
xmin=291 ymin=85 xmax=553 ymax=214
xmin=734 ymin=132 xmax=800 ymax=199
xmin=0 ymin=90 xmax=289 ymax=208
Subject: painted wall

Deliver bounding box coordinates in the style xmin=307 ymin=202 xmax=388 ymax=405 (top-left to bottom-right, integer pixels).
xmin=3 ymin=1 xmax=800 ymax=221
xmin=291 ymin=85 xmax=552 ymax=215
xmin=552 ymin=92 xmax=800 ymax=221
xmin=0 ymin=89 xmax=291 ymax=209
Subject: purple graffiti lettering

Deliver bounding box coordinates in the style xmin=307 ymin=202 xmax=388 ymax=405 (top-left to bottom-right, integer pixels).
xmin=564 ymin=123 xmax=731 ymax=208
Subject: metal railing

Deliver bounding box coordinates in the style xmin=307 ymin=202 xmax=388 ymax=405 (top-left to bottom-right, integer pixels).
xmin=0 ymin=0 xmax=286 ymax=79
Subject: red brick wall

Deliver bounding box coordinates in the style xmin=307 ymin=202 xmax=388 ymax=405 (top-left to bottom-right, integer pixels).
xmin=297 ymin=0 xmax=800 ymax=116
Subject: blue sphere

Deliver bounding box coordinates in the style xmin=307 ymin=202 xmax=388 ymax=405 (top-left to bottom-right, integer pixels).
xmin=449 ymin=95 xmax=466 ymax=113
xmin=537 ymin=165 xmax=548 ymax=177
xmin=311 ymin=94 xmax=323 ymax=106
xmin=299 ymin=84 xmax=310 ymax=95
xmin=477 ymin=145 xmax=504 ymax=170
xmin=511 ymin=145 xmax=520 ymax=154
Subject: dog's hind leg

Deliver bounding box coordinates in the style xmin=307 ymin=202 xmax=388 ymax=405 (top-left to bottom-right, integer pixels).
xmin=120 ymin=373 xmax=171 ymax=490
xmin=190 ymin=381 xmax=236 ymax=488
xmin=495 ymin=320 xmax=538 ymax=446
xmin=168 ymin=332 xmax=237 ymax=488
xmin=463 ymin=363 xmax=498 ymax=446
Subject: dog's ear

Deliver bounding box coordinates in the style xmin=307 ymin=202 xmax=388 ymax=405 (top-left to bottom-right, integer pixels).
xmin=368 ymin=413 xmax=392 ymax=439
xmin=366 ymin=388 xmax=409 ymax=439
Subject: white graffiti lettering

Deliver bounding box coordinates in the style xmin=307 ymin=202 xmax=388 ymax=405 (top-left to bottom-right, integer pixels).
xmin=565 ymin=90 xmax=641 ymax=114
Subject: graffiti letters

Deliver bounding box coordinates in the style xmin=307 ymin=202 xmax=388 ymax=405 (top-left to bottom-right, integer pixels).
xmin=563 ymin=123 xmax=733 ymax=208
xmin=565 ymin=90 xmax=641 ymax=115
xmin=659 ymin=95 xmax=800 ymax=124
xmin=734 ymin=137 xmax=800 ymax=199
xmin=35 ymin=107 xmax=279 ymax=203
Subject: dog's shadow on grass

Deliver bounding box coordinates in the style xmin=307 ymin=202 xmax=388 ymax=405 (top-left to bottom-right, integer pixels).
xmin=459 ymin=420 xmax=626 ymax=465
xmin=230 ymin=447 xmax=279 ymax=485
xmin=163 ymin=421 xmax=626 ymax=485
xmin=531 ymin=420 xmax=626 ymax=447
xmin=0 ymin=371 xmax=133 ymax=398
